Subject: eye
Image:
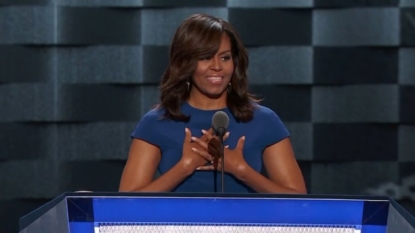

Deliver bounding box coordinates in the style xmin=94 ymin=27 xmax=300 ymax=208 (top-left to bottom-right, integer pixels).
xmin=221 ymin=55 xmax=232 ymax=61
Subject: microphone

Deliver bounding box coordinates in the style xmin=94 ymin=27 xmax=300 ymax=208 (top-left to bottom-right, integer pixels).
xmin=211 ymin=111 xmax=229 ymax=193
xmin=212 ymin=111 xmax=229 ymax=137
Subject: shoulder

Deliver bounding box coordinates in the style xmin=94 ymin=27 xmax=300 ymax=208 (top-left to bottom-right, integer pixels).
xmin=252 ymin=103 xmax=282 ymax=121
xmin=139 ymin=106 xmax=166 ymax=123
xmin=250 ymin=103 xmax=290 ymax=145
xmin=131 ymin=106 xmax=168 ymax=142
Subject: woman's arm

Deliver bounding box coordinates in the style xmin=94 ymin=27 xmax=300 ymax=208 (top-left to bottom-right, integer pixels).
xmin=119 ymin=128 xmax=214 ymax=192
xmin=235 ymin=138 xmax=307 ymax=194
xmin=119 ymin=139 xmax=192 ymax=192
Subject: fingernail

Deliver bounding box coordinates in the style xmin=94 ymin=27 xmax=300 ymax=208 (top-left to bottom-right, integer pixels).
xmin=225 ymin=132 xmax=230 ymax=136
xmin=191 ymin=148 xmax=197 ymax=152
xmin=185 ymin=128 xmax=189 ymax=133
xmin=225 ymin=145 xmax=229 ymax=148
xmin=201 ymin=129 xmax=207 ymax=134
xmin=242 ymin=136 xmax=245 ymax=140
xmin=191 ymin=137 xmax=197 ymax=141
xmin=196 ymin=167 xmax=200 ymax=170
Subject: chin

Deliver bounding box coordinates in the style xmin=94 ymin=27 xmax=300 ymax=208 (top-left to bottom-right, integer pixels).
xmin=203 ymin=90 xmax=226 ymax=99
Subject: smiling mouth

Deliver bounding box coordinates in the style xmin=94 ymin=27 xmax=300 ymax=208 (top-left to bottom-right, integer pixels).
xmin=207 ymin=76 xmax=223 ymax=84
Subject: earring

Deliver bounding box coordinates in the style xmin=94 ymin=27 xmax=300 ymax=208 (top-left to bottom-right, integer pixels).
xmin=187 ymin=81 xmax=190 ymax=91
xmin=227 ymin=83 xmax=231 ymax=93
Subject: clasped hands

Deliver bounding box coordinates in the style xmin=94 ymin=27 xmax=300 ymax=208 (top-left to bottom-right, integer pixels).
xmin=181 ymin=128 xmax=247 ymax=178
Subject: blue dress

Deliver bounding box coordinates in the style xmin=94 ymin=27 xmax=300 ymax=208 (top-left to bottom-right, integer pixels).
xmin=131 ymin=101 xmax=290 ymax=193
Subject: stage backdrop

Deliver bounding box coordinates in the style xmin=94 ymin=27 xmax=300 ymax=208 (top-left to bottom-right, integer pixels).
xmin=0 ymin=0 xmax=414 ymax=232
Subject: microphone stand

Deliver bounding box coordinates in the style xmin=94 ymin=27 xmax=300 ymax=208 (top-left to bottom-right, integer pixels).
xmin=216 ymin=127 xmax=226 ymax=193
xmin=219 ymin=134 xmax=224 ymax=193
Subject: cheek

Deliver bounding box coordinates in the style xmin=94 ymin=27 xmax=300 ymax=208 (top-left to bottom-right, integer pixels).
xmin=194 ymin=63 xmax=208 ymax=77
xmin=225 ymin=64 xmax=235 ymax=76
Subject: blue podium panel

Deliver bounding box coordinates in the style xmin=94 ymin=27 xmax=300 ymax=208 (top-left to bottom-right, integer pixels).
xmin=19 ymin=193 xmax=415 ymax=233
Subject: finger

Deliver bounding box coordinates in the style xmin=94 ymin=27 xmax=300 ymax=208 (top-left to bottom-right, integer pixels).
xmin=202 ymin=129 xmax=213 ymax=141
xmin=199 ymin=160 xmax=222 ymax=171
xmin=191 ymin=136 xmax=208 ymax=150
xmin=196 ymin=165 xmax=215 ymax=171
xmin=236 ymin=136 xmax=245 ymax=150
xmin=192 ymin=147 xmax=213 ymax=161
xmin=223 ymin=131 xmax=230 ymax=141
xmin=199 ymin=128 xmax=212 ymax=142
xmin=184 ymin=128 xmax=192 ymax=142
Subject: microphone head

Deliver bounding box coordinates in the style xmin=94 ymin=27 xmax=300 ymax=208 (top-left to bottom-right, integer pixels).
xmin=212 ymin=111 xmax=229 ymax=136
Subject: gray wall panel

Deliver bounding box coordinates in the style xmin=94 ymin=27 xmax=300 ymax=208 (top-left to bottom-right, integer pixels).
xmin=0 ymin=84 xmax=56 ymax=121
xmin=227 ymin=0 xmax=313 ymax=8
xmin=0 ymin=46 xmax=54 ymax=82
xmin=401 ymin=8 xmax=415 ymax=46
xmin=312 ymin=85 xmax=399 ymax=123
xmin=0 ymin=6 xmax=55 ymax=44
xmin=399 ymin=126 xmax=415 ymax=162
xmin=57 ymin=84 xmax=142 ymax=121
xmin=142 ymin=46 xmax=169 ymax=84
xmin=313 ymin=123 xmax=398 ymax=161
xmin=311 ymin=162 xmax=399 ymax=194
xmin=250 ymin=85 xmax=311 ymax=122
xmin=285 ymin=123 xmax=313 ymax=161
xmin=57 ymin=8 xmax=141 ymax=45
xmin=61 ymin=161 xmax=125 ymax=192
xmin=229 ymin=9 xmax=312 ymax=46
xmin=144 ymin=0 xmax=226 ymax=7
xmin=0 ymin=161 xmax=60 ymax=199
xmin=314 ymin=48 xmax=398 ymax=84
xmin=57 ymin=46 xmax=143 ymax=84
xmin=315 ymin=0 xmax=399 ymax=7
xmin=0 ymin=123 xmax=52 ymax=160
xmin=248 ymin=47 xmax=313 ymax=84
xmin=400 ymin=86 xmax=415 ymax=123
xmin=57 ymin=123 xmax=136 ymax=161
xmin=313 ymin=8 xmax=399 ymax=46
xmin=400 ymin=0 xmax=415 ymax=6
xmin=141 ymin=8 xmax=228 ymax=46
xmin=55 ymin=0 xmax=143 ymax=7
xmin=399 ymin=48 xmax=415 ymax=84
xmin=139 ymin=86 xmax=161 ymax=118
xmin=0 ymin=0 xmax=51 ymax=5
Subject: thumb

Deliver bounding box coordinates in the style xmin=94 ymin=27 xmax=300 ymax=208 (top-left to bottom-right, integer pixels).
xmin=184 ymin=128 xmax=192 ymax=142
xmin=236 ymin=136 xmax=245 ymax=150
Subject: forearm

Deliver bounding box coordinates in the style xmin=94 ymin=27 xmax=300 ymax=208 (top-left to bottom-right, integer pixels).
xmin=236 ymin=165 xmax=306 ymax=194
xmin=132 ymin=162 xmax=192 ymax=192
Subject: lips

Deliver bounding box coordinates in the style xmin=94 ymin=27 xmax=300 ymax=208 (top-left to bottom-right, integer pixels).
xmin=207 ymin=76 xmax=223 ymax=84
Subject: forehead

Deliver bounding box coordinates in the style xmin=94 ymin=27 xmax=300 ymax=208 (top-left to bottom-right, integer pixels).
xmin=218 ymin=34 xmax=231 ymax=51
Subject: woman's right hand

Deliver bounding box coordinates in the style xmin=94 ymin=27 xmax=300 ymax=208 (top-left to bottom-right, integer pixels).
xmin=180 ymin=128 xmax=214 ymax=173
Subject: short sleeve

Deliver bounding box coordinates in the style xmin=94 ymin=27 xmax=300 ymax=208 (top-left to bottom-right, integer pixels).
xmin=260 ymin=107 xmax=290 ymax=147
xmin=130 ymin=109 xmax=162 ymax=147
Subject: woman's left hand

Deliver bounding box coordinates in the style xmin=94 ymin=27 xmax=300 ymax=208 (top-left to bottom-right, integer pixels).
xmin=191 ymin=130 xmax=248 ymax=177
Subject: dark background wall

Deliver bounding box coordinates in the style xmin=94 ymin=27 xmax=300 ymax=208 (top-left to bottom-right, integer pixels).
xmin=0 ymin=0 xmax=414 ymax=232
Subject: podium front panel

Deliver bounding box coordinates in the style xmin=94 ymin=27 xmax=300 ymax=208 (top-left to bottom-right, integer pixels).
xmin=20 ymin=193 xmax=415 ymax=233
xmin=66 ymin=195 xmax=389 ymax=233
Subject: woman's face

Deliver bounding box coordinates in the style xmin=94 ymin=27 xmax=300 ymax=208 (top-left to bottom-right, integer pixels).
xmin=191 ymin=34 xmax=234 ymax=99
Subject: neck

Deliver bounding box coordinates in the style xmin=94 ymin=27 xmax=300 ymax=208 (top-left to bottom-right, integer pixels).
xmin=188 ymin=90 xmax=227 ymax=110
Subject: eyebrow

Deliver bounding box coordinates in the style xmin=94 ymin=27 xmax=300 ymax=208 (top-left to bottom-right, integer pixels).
xmin=218 ymin=50 xmax=231 ymax=55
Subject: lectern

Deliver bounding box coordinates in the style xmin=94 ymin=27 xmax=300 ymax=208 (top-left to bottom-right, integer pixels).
xmin=19 ymin=192 xmax=415 ymax=233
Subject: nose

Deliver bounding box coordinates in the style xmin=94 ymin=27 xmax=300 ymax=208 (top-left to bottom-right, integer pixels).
xmin=210 ymin=57 xmax=222 ymax=71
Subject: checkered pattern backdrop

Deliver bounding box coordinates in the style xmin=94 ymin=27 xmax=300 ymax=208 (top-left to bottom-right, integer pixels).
xmin=0 ymin=0 xmax=414 ymax=232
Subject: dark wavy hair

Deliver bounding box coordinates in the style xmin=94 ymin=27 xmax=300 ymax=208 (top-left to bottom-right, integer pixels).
xmin=159 ymin=14 xmax=259 ymax=122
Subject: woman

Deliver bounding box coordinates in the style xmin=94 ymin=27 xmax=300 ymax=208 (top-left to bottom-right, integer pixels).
xmin=119 ymin=14 xmax=306 ymax=194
